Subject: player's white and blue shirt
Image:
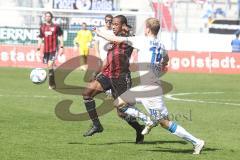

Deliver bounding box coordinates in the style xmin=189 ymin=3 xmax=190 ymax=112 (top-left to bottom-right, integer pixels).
xmin=121 ymin=36 xmax=169 ymax=119
xmin=127 ymin=36 xmax=167 ymax=85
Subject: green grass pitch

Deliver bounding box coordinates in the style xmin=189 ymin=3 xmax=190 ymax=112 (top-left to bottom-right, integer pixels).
xmin=0 ymin=67 xmax=240 ymax=160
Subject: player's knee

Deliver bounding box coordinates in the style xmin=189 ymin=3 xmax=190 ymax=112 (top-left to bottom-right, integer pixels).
xmin=82 ymin=84 xmax=92 ymax=97
xmin=118 ymin=105 xmax=128 ymax=113
xmin=113 ymin=99 xmax=120 ymax=107
xmin=116 ymin=106 xmax=128 ymax=118
xmin=82 ymin=84 xmax=93 ymax=97
xmin=113 ymin=97 xmax=126 ymax=108
xmin=48 ymin=69 xmax=54 ymax=76
xmin=83 ymin=96 xmax=93 ymax=102
xmin=48 ymin=64 xmax=52 ymax=69
xmin=82 ymin=85 xmax=98 ymax=98
xmin=159 ymin=122 xmax=167 ymax=128
xmin=114 ymin=100 xmax=129 ymax=119
xmin=82 ymin=90 xmax=92 ymax=99
xmin=159 ymin=119 xmax=170 ymax=129
xmin=48 ymin=62 xmax=54 ymax=69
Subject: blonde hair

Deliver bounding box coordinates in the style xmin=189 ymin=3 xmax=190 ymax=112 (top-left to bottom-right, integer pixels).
xmin=145 ymin=18 xmax=160 ymax=36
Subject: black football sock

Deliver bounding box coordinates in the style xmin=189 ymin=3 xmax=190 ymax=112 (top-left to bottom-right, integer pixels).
xmin=48 ymin=69 xmax=55 ymax=86
xmin=127 ymin=119 xmax=143 ymax=132
xmin=118 ymin=108 xmax=143 ymax=131
xmin=120 ymin=113 xmax=142 ymax=131
xmin=84 ymin=98 xmax=101 ymax=126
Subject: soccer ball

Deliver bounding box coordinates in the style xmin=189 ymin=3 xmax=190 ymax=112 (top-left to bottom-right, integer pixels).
xmin=30 ymin=68 xmax=47 ymax=84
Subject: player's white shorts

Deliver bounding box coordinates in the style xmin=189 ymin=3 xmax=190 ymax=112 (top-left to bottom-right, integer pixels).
xmin=119 ymin=84 xmax=169 ymax=120
xmin=137 ymin=96 xmax=168 ymax=121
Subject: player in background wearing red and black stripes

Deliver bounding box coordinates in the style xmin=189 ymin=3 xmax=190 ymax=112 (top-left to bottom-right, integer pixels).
xmin=36 ymin=11 xmax=64 ymax=89
xmin=82 ymin=15 xmax=152 ymax=144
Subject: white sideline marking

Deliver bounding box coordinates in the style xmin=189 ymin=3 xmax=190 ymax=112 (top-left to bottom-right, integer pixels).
xmin=1 ymin=92 xmax=240 ymax=106
xmin=0 ymin=94 xmax=58 ymax=98
xmin=165 ymin=92 xmax=240 ymax=106
xmin=0 ymin=94 xmax=81 ymax=99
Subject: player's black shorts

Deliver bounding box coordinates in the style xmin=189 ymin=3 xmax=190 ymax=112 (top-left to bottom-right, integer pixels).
xmin=43 ymin=52 xmax=56 ymax=64
xmin=96 ymin=73 xmax=132 ymax=99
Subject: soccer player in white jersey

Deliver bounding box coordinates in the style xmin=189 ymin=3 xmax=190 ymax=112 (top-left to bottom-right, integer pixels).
xmin=94 ymin=14 xmax=114 ymax=62
xmin=94 ymin=17 xmax=205 ymax=154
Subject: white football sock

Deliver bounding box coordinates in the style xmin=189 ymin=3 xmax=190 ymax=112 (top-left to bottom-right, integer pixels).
xmin=168 ymin=122 xmax=200 ymax=145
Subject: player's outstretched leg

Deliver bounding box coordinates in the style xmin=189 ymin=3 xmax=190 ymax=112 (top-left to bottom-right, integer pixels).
xmin=115 ymin=97 xmax=158 ymax=136
xmin=160 ymin=120 xmax=205 ymax=154
xmin=114 ymin=97 xmax=158 ymax=143
xmin=118 ymin=105 xmax=154 ymax=127
xmin=117 ymin=109 xmax=145 ymax=144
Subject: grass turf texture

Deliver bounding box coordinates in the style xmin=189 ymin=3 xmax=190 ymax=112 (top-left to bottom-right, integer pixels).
xmin=0 ymin=67 xmax=240 ymax=160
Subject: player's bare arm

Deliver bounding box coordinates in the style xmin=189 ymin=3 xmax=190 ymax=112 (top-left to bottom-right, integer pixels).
xmin=94 ymin=28 xmax=126 ymax=43
xmin=161 ymin=51 xmax=169 ymax=71
xmin=94 ymin=40 xmax=100 ymax=59
xmin=93 ymin=40 xmax=103 ymax=71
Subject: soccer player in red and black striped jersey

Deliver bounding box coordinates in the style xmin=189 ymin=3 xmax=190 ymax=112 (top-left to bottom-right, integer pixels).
xmin=82 ymin=15 xmax=145 ymax=144
xmin=37 ymin=11 xmax=64 ymax=89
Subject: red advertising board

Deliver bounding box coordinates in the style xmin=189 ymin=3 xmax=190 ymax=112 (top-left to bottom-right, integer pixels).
xmin=0 ymin=45 xmax=77 ymax=68
xmin=1 ymin=45 xmax=240 ymax=74
xmin=168 ymin=51 xmax=240 ymax=74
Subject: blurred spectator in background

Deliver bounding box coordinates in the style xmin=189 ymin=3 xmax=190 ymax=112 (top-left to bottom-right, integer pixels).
xmin=238 ymin=0 xmax=240 ymax=19
xmin=231 ymin=31 xmax=240 ymax=52
xmin=202 ymin=0 xmax=214 ymax=19
xmin=94 ymin=14 xmax=113 ymax=64
xmin=201 ymin=0 xmax=214 ymax=32
xmin=74 ymin=22 xmax=93 ymax=70
xmin=214 ymin=8 xmax=226 ymax=18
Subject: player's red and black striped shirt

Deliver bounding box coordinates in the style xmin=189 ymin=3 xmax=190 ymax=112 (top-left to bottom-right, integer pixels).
xmin=39 ymin=23 xmax=63 ymax=53
xmin=102 ymin=42 xmax=134 ymax=78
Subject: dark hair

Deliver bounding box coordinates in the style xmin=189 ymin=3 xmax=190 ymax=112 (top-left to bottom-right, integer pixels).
xmin=114 ymin=15 xmax=128 ymax=25
xmin=45 ymin=11 xmax=53 ymax=19
xmin=105 ymin=14 xmax=113 ymax=20
xmin=114 ymin=15 xmax=132 ymax=29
